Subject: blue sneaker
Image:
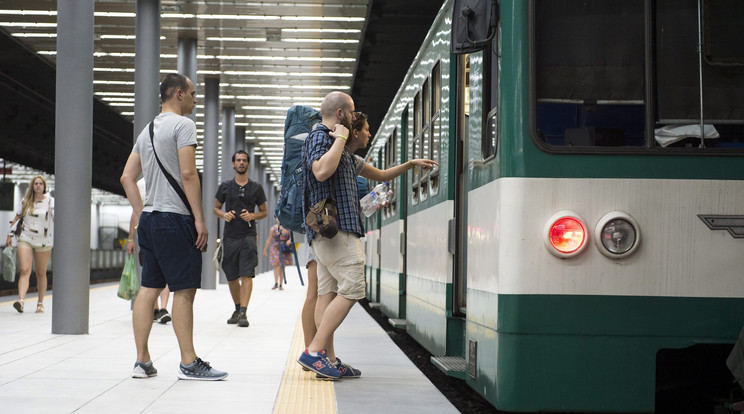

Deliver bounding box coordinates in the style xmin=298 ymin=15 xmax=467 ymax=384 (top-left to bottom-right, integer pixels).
xmin=298 ymin=349 xmax=342 ymax=380
xmin=132 ymin=361 xmax=157 ymax=378
xmin=335 ymin=358 xmax=361 ymax=378
xmin=316 ymin=357 xmax=361 ymax=379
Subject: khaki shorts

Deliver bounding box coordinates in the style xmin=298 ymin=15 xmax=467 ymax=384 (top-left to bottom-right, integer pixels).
xmin=17 ymin=236 xmax=52 ymax=252
xmin=311 ymin=231 xmax=365 ymax=300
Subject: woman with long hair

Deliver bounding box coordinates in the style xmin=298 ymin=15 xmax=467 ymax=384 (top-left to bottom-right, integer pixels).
xmin=262 ymin=216 xmax=293 ymax=291
xmin=5 ymin=175 xmax=54 ymax=313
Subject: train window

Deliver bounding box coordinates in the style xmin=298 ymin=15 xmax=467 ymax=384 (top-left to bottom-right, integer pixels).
xmin=482 ymin=40 xmax=498 ymax=161
xmin=412 ymin=92 xmax=420 ymax=205
xmin=430 ymin=61 xmax=441 ymax=195
xmin=421 ymin=77 xmax=431 ymax=202
xmin=534 ymin=0 xmax=646 ymax=148
xmin=656 ymin=0 xmax=744 ymax=147
xmin=387 ymin=128 xmax=397 ymax=216
xmin=420 ymin=128 xmax=429 ymax=202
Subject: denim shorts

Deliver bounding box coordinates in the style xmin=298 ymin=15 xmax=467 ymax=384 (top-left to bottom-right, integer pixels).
xmin=221 ymin=235 xmax=258 ymax=280
xmin=137 ymin=211 xmax=202 ymax=291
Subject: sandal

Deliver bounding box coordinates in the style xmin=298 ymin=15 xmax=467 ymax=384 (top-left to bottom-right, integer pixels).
xmin=36 ymin=303 xmax=44 ymax=313
xmin=13 ymin=300 xmax=24 ymax=313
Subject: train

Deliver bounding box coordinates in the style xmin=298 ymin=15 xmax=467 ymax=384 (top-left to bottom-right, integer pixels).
xmin=362 ymin=0 xmax=744 ymax=412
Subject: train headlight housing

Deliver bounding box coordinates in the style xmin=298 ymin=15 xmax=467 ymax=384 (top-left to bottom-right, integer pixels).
xmin=594 ymin=211 xmax=640 ymax=259
xmin=544 ymin=211 xmax=588 ymax=258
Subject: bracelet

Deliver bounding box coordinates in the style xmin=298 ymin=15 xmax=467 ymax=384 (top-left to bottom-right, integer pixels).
xmin=336 ymin=135 xmax=347 ymax=142
xmin=126 ymin=239 xmax=133 ymax=242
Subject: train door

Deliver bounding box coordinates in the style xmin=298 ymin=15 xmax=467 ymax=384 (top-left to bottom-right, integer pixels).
xmin=449 ymin=53 xmax=470 ymax=356
xmin=399 ymin=108 xmax=409 ymax=319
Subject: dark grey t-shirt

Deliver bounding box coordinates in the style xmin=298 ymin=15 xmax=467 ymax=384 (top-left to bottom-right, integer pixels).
xmin=215 ymin=179 xmax=267 ymax=237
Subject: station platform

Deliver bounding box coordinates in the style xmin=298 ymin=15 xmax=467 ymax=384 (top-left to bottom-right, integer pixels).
xmin=0 ymin=268 xmax=458 ymax=414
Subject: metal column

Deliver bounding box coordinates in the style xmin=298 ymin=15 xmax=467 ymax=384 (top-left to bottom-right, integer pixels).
xmin=220 ymin=106 xmax=236 ymax=182
xmin=177 ymin=37 xmax=197 ymax=123
xmin=133 ymin=0 xmax=161 ymax=141
xmin=200 ymin=78 xmax=220 ymax=289
xmin=52 ymin=0 xmax=95 ymax=334
xmin=235 ymin=126 xmax=246 ymax=152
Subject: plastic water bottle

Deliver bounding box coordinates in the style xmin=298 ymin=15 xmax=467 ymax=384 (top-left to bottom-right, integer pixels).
xmin=360 ymin=181 xmax=390 ymax=217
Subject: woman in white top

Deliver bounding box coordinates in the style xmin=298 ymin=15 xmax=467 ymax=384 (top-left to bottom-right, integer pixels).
xmin=5 ymin=175 xmax=54 ymax=313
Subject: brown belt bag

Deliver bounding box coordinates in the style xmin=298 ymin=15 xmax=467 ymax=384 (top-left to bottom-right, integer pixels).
xmin=306 ymin=173 xmax=338 ymax=239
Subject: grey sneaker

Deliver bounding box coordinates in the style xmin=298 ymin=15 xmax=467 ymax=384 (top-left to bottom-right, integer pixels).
xmin=157 ymin=309 xmax=171 ymax=324
xmin=132 ymin=361 xmax=157 ymax=378
xmin=227 ymin=310 xmax=240 ymax=324
xmin=178 ymin=358 xmax=227 ymax=381
xmin=237 ymin=313 xmax=249 ymax=327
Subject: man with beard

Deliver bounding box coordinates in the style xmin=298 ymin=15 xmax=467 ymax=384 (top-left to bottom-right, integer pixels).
xmin=213 ymin=150 xmax=267 ymax=327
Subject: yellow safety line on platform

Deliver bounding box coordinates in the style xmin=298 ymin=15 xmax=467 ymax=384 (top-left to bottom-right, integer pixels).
xmin=0 ymin=283 xmax=116 ymax=307
xmin=273 ymin=317 xmax=336 ymax=414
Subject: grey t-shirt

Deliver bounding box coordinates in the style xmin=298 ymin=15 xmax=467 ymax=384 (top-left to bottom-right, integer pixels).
xmin=132 ymin=112 xmax=197 ymax=215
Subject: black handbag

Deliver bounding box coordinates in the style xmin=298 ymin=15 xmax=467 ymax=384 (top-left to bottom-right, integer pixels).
xmin=12 ymin=216 xmax=23 ymax=237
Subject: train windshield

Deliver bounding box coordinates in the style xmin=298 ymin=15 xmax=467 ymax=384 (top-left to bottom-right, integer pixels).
xmin=533 ymin=0 xmax=744 ymax=151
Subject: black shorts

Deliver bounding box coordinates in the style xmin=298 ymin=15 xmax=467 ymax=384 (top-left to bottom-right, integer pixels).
xmin=222 ymin=235 xmax=258 ymax=281
xmin=138 ymin=211 xmax=201 ymax=291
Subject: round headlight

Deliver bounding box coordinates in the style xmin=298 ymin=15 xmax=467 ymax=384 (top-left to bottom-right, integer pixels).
xmin=594 ymin=212 xmax=640 ymax=259
xmin=544 ymin=211 xmax=588 ymax=258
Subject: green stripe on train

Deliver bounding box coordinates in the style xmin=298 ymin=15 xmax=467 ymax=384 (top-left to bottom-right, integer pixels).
xmin=465 ymin=292 xmax=744 ymax=412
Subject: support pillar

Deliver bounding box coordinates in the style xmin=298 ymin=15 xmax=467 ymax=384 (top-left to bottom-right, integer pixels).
xmin=52 ymin=0 xmax=95 ymax=334
xmin=200 ymin=78 xmax=220 ymax=289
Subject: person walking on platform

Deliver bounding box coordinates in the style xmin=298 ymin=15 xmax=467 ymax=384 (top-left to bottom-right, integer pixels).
xmin=263 ymin=216 xmax=294 ymax=291
xmin=213 ymin=150 xmax=267 ymax=328
xmin=120 ymin=73 xmax=227 ymax=381
xmin=6 ymin=175 xmax=54 ymax=314
xmin=299 ymin=110 xmax=437 ymax=376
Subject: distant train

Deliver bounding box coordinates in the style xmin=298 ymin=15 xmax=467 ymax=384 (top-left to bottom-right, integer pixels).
xmin=362 ymin=0 xmax=744 ymax=412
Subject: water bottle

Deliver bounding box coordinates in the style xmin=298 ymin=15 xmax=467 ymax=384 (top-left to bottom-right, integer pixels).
xmin=360 ymin=190 xmax=379 ymax=217
xmin=360 ymin=182 xmax=389 ymax=217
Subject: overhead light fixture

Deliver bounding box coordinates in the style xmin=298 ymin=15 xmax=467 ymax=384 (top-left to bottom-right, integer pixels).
xmin=282 ymin=38 xmax=358 ymax=44
xmin=282 ymin=28 xmax=361 ymax=34
xmin=11 ymin=33 xmax=56 ymax=38
xmin=206 ymin=36 xmax=267 ymax=42
xmin=100 ymin=34 xmax=166 ymax=40
xmin=280 ymin=16 xmax=365 ymax=22
xmin=0 ymin=22 xmax=56 ymax=27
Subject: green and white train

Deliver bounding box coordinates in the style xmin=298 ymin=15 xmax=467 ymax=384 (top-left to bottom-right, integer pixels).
xmin=363 ymin=0 xmax=744 ymax=412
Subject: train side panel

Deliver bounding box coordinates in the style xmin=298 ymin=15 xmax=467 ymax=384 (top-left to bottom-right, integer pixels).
xmin=466 ymin=177 xmax=744 ymax=412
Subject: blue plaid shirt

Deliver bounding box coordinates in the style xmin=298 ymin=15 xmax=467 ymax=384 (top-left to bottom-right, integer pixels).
xmin=303 ymin=124 xmax=364 ymax=242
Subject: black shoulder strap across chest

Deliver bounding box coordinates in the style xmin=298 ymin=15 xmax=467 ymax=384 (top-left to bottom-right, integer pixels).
xmin=149 ymin=121 xmax=194 ymax=217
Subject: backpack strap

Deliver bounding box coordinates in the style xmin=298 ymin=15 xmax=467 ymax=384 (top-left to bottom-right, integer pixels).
xmin=149 ymin=121 xmax=194 ymax=217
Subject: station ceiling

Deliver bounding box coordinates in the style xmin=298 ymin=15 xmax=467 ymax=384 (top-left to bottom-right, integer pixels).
xmin=0 ymin=0 xmax=442 ymax=196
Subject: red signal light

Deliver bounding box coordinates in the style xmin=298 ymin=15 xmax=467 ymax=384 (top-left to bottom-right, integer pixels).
xmin=548 ymin=217 xmax=586 ymax=254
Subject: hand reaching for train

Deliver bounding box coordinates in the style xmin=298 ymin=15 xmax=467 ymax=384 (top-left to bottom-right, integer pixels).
xmin=408 ymin=158 xmax=439 ymax=172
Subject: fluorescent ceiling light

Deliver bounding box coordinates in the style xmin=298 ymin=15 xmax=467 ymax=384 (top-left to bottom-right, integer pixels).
xmin=249 ymin=123 xmax=285 ymax=128
xmin=200 ymin=55 xmax=354 ymax=62
xmin=100 ymin=34 xmax=166 ymax=40
xmin=0 ymin=22 xmax=56 ymax=27
xmin=11 ymin=33 xmax=56 ymax=38
xmin=93 ymin=80 xmax=135 ymax=85
xmin=282 ymin=38 xmax=358 ymax=44
xmin=242 ymin=106 xmax=291 ymax=111
xmin=282 ymin=28 xmax=360 ymax=33
xmin=0 ymin=10 xmax=57 ymax=16
xmin=206 ymin=36 xmax=266 ymax=42
xmin=281 ymin=16 xmax=365 ymax=22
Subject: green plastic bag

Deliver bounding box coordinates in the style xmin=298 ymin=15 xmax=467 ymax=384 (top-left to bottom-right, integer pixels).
xmin=2 ymin=246 xmax=16 ymax=283
xmin=117 ymin=254 xmax=139 ymax=300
